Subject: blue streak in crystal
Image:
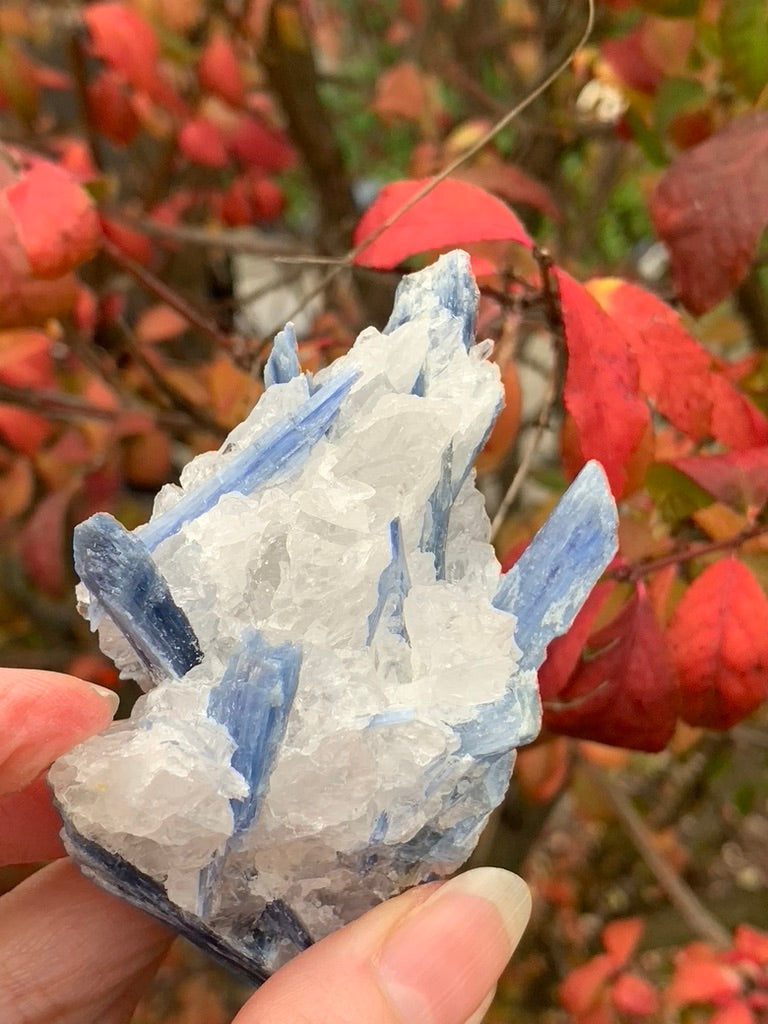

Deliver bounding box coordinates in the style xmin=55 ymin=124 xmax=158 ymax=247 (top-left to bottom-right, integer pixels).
xmin=366 ymin=518 xmax=411 ymax=645
xmin=264 ymin=322 xmax=301 ymax=387
xmin=493 ymin=461 xmax=618 ymax=672
xmin=420 ymin=443 xmax=453 ymax=579
xmin=208 ymin=629 xmax=301 ymax=833
xmin=384 ymin=250 xmax=477 ymax=351
xmin=73 ymin=513 xmax=202 ymax=680
xmin=139 ymin=366 xmax=360 ymax=552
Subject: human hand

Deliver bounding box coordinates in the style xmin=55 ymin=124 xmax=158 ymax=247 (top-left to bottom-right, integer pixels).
xmin=0 ymin=668 xmax=530 ymax=1024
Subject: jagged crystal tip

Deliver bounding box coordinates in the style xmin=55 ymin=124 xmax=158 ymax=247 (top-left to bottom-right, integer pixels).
xmin=49 ymin=250 xmax=618 ymax=985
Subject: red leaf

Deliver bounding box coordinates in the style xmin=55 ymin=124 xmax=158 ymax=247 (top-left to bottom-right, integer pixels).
xmin=84 ymin=3 xmax=158 ymax=93
xmin=2 ymin=154 xmax=101 ymax=278
xmin=667 ymin=953 xmax=742 ymax=1006
xmin=601 ymin=27 xmax=664 ymax=95
xmin=734 ymin=925 xmax=768 ymax=966
xmin=611 ymin=973 xmax=659 ymax=1017
xmin=602 ymin=918 xmax=644 ymax=968
xmin=198 ymin=32 xmax=245 ymax=107
xmin=557 ymin=271 xmax=650 ymax=497
xmin=560 ymin=954 xmax=616 ymax=1015
xmin=710 ymin=1002 xmax=756 ymax=1024
xmin=671 ymin=449 xmax=768 ymax=514
xmin=228 ymin=116 xmax=297 ymax=173
xmin=538 ymin=583 xmax=614 ymax=701
xmin=18 ymin=487 xmax=73 ymax=597
xmin=352 ymin=178 xmax=533 ymax=270
xmin=667 ymin=558 xmax=768 ymax=729
xmin=453 ymin=161 xmax=561 ymax=222
xmin=178 ymin=118 xmax=229 ymax=169
xmin=650 ymin=112 xmax=768 ymax=315
xmin=100 ymin=217 xmax=153 ymax=265
xmin=86 ymin=70 xmax=140 ymax=145
xmin=544 ymin=588 xmax=679 ymax=752
xmin=588 ymin=279 xmax=768 ymax=449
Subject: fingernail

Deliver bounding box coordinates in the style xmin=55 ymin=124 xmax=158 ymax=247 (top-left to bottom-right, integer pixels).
xmin=376 ymin=868 xmax=530 ymax=1024
xmin=88 ymin=684 xmax=120 ymax=717
xmin=463 ymin=986 xmax=496 ymax=1024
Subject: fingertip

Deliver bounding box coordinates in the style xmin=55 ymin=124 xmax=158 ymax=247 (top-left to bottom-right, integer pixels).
xmin=0 ymin=668 xmax=119 ymax=796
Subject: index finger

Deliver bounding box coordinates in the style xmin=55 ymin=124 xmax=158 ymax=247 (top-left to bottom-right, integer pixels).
xmin=0 ymin=669 xmax=118 ymax=864
xmin=0 ymin=668 xmax=119 ymax=798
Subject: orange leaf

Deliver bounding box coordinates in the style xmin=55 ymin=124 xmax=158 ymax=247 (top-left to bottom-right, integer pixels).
xmin=667 ymin=955 xmax=742 ymax=1007
xmin=560 ymin=954 xmax=616 ymax=1015
xmin=352 ymin=178 xmax=532 ymax=270
xmin=514 ymin=737 xmax=570 ymax=803
xmin=372 ymin=62 xmax=431 ymax=123
xmin=0 ymin=455 xmax=33 ymax=523
xmin=602 ymin=918 xmax=644 ymax=968
xmin=475 ymin=361 xmax=520 ymax=475
xmin=667 ymin=558 xmax=768 ymax=729
xmin=611 ymin=972 xmax=659 ymax=1017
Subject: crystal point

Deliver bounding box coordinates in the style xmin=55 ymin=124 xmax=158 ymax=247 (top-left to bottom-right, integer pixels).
xmin=50 ymin=250 xmax=618 ymax=985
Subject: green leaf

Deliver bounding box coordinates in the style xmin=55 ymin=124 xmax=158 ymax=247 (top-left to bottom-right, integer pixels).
xmin=654 ymin=77 xmax=707 ymax=135
xmin=719 ymin=0 xmax=768 ymax=101
xmin=646 ymin=464 xmax=712 ymax=525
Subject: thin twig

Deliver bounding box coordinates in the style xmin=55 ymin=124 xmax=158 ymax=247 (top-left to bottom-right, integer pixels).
xmin=490 ymin=249 xmax=567 ymax=539
xmin=610 ymin=523 xmax=768 ymax=584
xmin=114 ymin=320 xmax=227 ymax=439
xmin=581 ymin=759 xmax=731 ymax=949
xmin=101 ymin=237 xmax=239 ymax=355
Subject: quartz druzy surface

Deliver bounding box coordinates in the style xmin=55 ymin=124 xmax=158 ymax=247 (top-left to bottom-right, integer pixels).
xmin=49 ymin=251 xmax=618 ymax=984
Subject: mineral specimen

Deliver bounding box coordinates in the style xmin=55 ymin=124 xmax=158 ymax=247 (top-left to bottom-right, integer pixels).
xmin=49 ymin=251 xmax=617 ymax=984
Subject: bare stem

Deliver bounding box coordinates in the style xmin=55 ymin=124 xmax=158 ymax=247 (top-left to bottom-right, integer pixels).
xmin=581 ymin=758 xmax=731 ymax=949
xmin=610 ymin=523 xmax=768 ymax=584
xmin=101 ymin=237 xmax=239 ymax=355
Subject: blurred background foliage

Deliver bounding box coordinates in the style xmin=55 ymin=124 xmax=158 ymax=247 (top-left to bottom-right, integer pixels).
xmin=0 ymin=0 xmax=766 ymax=1021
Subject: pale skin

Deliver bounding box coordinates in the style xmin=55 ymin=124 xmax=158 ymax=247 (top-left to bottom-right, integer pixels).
xmin=0 ymin=669 xmax=531 ymax=1024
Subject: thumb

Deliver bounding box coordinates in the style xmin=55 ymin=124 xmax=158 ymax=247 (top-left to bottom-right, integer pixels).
xmin=234 ymin=867 xmax=530 ymax=1024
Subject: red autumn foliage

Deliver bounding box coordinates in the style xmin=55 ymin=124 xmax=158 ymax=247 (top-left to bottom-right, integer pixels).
xmin=83 ymin=3 xmax=159 ymax=93
xmin=352 ymin=177 xmax=533 ymax=268
xmin=588 ymin=279 xmax=768 ymax=449
xmin=1 ymin=151 xmax=101 ymax=279
xmin=556 ymin=271 xmax=650 ymax=497
xmin=544 ymin=587 xmax=679 ymax=751
xmin=666 ymin=558 xmax=768 ymax=730
xmin=650 ymin=112 xmax=768 ymax=316
xmin=198 ymin=33 xmax=245 ymax=108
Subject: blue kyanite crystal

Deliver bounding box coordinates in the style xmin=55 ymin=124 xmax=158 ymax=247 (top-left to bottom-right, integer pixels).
xmin=50 ymin=250 xmax=618 ymax=985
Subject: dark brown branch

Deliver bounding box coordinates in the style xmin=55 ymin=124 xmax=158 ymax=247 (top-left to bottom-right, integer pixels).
xmin=610 ymin=523 xmax=768 ymax=584
xmin=101 ymin=236 xmax=240 ymax=355
xmin=259 ymin=0 xmax=357 ymax=251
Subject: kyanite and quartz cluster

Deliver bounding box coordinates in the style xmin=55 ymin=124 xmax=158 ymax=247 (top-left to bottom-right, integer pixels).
xmin=49 ymin=251 xmax=618 ymax=984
